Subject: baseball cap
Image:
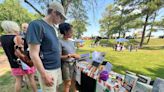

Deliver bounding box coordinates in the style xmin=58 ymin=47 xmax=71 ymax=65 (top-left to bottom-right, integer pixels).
xmin=48 ymin=1 xmax=66 ymax=19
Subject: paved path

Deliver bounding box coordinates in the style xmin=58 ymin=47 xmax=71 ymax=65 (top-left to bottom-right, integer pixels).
xmin=0 ymin=54 xmax=11 ymax=76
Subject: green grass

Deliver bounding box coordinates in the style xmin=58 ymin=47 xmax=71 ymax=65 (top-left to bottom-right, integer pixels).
xmin=0 ymin=71 xmax=31 ymax=92
xmin=77 ymin=39 xmax=164 ymax=79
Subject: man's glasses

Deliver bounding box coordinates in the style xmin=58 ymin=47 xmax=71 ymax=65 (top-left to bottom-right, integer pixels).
xmin=55 ymin=11 xmax=65 ymax=20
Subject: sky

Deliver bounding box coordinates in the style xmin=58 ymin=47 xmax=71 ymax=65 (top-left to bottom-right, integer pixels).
xmin=83 ymin=0 xmax=114 ymax=37
xmin=21 ymin=0 xmax=164 ymax=37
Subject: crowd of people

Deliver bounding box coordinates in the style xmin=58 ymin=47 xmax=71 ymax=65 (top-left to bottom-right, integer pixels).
xmin=114 ymin=43 xmax=138 ymax=52
xmin=0 ymin=1 xmax=80 ymax=92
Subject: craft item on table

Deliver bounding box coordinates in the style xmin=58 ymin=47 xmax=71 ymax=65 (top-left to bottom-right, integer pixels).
xmin=108 ymin=71 xmax=124 ymax=81
xmin=99 ymin=70 xmax=109 ymax=81
xmin=92 ymin=61 xmax=100 ymax=67
xmin=92 ymin=51 xmax=105 ymax=63
xmin=116 ymin=76 xmax=123 ymax=83
xmin=93 ymin=68 xmax=100 ymax=79
xmin=137 ymin=74 xmax=151 ymax=84
xmin=106 ymin=78 xmax=119 ymax=92
xmin=116 ymin=74 xmax=125 ymax=81
xmin=95 ymin=80 xmax=106 ymax=92
xmin=152 ymin=77 xmax=164 ymax=92
xmin=96 ymin=79 xmax=114 ymax=92
xmin=101 ymin=61 xmax=108 ymax=65
xmin=95 ymin=79 xmax=117 ymax=92
xmin=104 ymin=62 xmax=113 ymax=73
xmin=88 ymin=69 xmax=99 ymax=79
xmin=117 ymin=86 xmax=126 ymax=92
xmin=88 ymin=66 xmax=98 ymax=76
xmin=76 ymin=61 xmax=89 ymax=70
xmin=123 ymin=74 xmax=138 ymax=92
xmin=98 ymin=65 xmax=105 ymax=71
xmin=80 ymin=53 xmax=91 ymax=62
xmin=133 ymin=81 xmax=153 ymax=92
xmin=108 ymin=71 xmax=117 ymax=79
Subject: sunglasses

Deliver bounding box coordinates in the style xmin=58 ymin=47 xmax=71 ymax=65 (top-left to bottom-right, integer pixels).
xmin=54 ymin=11 xmax=65 ymax=20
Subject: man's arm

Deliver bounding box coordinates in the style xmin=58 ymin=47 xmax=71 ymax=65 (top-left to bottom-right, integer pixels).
xmin=29 ymin=44 xmax=54 ymax=87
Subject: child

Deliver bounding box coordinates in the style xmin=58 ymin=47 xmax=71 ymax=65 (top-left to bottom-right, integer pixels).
xmin=59 ymin=23 xmax=80 ymax=92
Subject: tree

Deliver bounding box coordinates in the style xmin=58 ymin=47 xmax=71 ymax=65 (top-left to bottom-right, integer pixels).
xmin=23 ymin=0 xmax=99 ymax=38
xmin=99 ymin=3 xmax=143 ymax=39
xmin=147 ymin=12 xmax=157 ymax=44
xmin=0 ymin=0 xmax=38 ymax=33
xmin=114 ymin=0 xmax=164 ymax=47
xmin=72 ymin=20 xmax=87 ymax=39
xmin=99 ymin=4 xmax=121 ymax=38
xmin=138 ymin=0 xmax=163 ymax=47
xmin=69 ymin=0 xmax=88 ymax=39
xmin=155 ymin=15 xmax=164 ymax=36
xmin=24 ymin=0 xmax=74 ymax=16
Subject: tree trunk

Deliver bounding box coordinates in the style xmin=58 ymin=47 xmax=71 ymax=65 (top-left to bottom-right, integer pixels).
xmin=123 ymin=32 xmax=126 ymax=38
xmin=118 ymin=31 xmax=121 ymax=38
xmin=77 ymin=31 xmax=81 ymax=39
xmin=147 ymin=32 xmax=152 ymax=44
xmin=139 ymin=14 xmax=149 ymax=48
xmin=107 ymin=33 xmax=110 ymax=41
xmin=147 ymin=12 xmax=157 ymax=44
xmin=108 ymin=34 xmax=110 ymax=39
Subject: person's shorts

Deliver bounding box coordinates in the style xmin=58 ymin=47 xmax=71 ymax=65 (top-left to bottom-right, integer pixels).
xmin=61 ymin=62 xmax=75 ymax=80
xmin=11 ymin=66 xmax=36 ymax=76
xmin=38 ymin=68 xmax=63 ymax=92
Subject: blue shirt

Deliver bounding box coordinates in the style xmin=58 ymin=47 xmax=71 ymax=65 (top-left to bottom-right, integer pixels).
xmin=26 ymin=19 xmax=61 ymax=70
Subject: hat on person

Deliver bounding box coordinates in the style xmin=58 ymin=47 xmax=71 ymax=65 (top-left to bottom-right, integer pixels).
xmin=48 ymin=1 xmax=66 ymax=19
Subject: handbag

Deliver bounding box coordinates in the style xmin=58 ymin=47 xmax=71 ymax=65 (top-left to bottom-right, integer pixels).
xmin=14 ymin=35 xmax=33 ymax=67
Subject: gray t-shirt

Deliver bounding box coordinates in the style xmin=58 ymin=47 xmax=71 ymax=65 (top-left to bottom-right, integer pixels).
xmin=26 ymin=19 xmax=61 ymax=70
xmin=60 ymin=39 xmax=76 ymax=62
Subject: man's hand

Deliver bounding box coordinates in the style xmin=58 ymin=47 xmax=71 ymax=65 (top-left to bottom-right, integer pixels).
xmin=42 ymin=74 xmax=54 ymax=87
xmin=29 ymin=44 xmax=54 ymax=87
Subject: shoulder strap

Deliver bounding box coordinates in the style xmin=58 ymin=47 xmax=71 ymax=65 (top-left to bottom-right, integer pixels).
xmin=14 ymin=36 xmax=23 ymax=47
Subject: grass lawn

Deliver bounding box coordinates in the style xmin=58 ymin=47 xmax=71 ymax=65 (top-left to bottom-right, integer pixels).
xmin=77 ymin=38 xmax=164 ymax=79
xmin=0 ymin=71 xmax=31 ymax=92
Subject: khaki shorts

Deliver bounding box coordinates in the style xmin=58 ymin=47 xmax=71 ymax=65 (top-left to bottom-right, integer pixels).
xmin=38 ymin=68 xmax=63 ymax=92
xmin=61 ymin=62 xmax=75 ymax=80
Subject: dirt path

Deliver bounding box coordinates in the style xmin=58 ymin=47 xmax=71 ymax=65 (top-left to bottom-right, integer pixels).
xmin=0 ymin=54 xmax=11 ymax=76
